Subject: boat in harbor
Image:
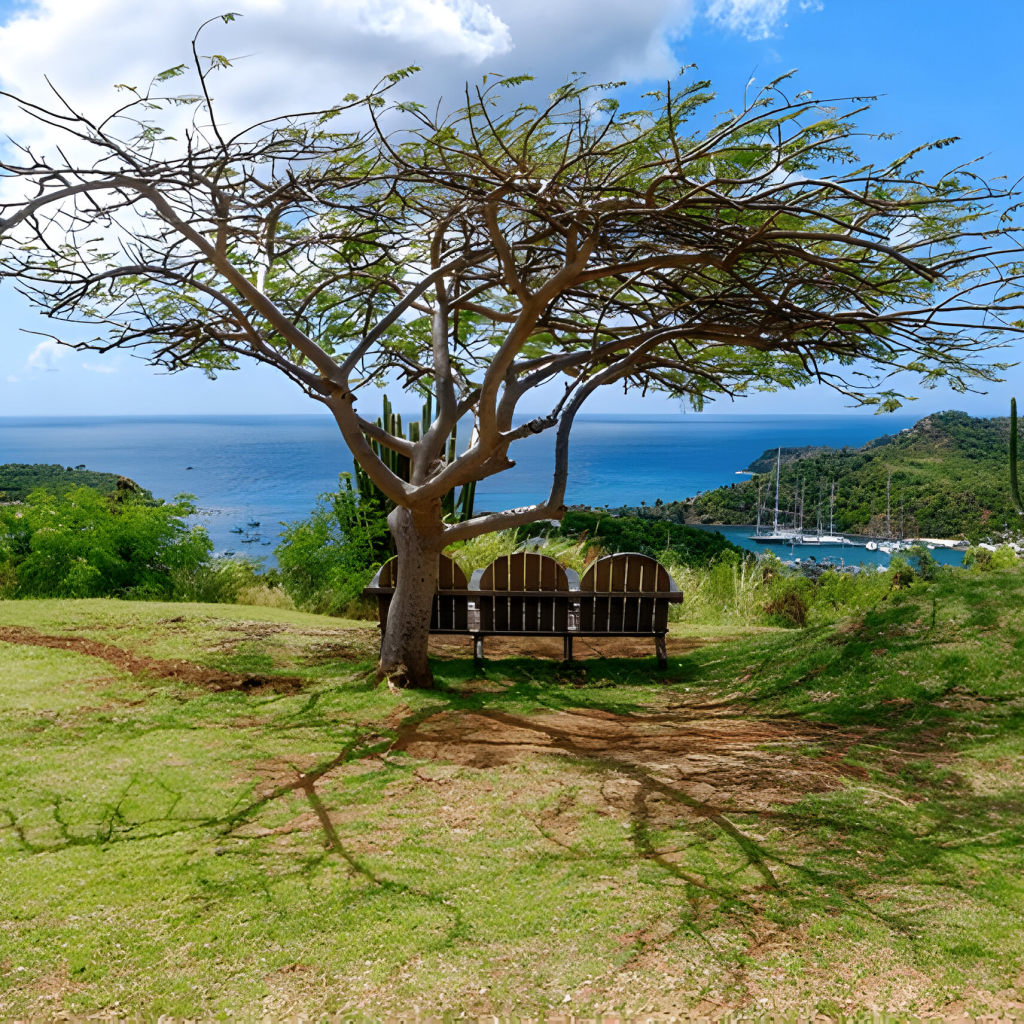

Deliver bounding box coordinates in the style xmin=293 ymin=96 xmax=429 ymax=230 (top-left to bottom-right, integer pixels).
xmin=749 ymin=448 xmax=802 ymax=544
xmin=749 ymin=453 xmax=860 ymax=546
xmin=815 ymin=482 xmax=859 ymax=545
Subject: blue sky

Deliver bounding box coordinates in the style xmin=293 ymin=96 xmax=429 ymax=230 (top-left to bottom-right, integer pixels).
xmin=0 ymin=0 xmax=1022 ymax=420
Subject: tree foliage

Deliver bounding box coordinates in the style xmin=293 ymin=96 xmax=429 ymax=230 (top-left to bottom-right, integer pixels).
xmin=0 ymin=36 xmax=1021 ymax=545
xmin=0 ymin=487 xmax=211 ymax=598
xmin=0 ymin=464 xmax=156 ymax=503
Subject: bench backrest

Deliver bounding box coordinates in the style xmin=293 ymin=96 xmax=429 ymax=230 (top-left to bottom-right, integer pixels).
xmin=370 ymin=554 xmax=469 ymax=631
xmin=363 ymin=549 xmax=680 ymax=636
xmin=578 ymin=552 xmax=676 ymax=633
xmin=375 ymin=553 xmax=467 ymax=590
xmin=477 ymin=552 xmax=570 ymax=633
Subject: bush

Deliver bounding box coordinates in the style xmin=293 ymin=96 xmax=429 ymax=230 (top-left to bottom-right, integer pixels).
xmin=0 ymin=486 xmax=211 ymax=599
xmin=763 ymin=590 xmax=809 ymax=627
xmin=903 ymin=543 xmax=940 ymax=580
xmin=963 ymin=544 xmax=1018 ymax=571
xmin=661 ymin=547 xmax=941 ymax=629
xmin=446 ymin=530 xmax=599 ymax=576
xmin=168 ymin=556 xmax=287 ymax=605
xmin=275 ymin=474 xmax=389 ymax=617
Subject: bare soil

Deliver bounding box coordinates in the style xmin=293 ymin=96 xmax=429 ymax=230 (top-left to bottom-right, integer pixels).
xmin=393 ymin=704 xmax=864 ymax=812
xmin=0 ymin=625 xmax=305 ymax=693
xmin=427 ymin=632 xmax=716 ymax=660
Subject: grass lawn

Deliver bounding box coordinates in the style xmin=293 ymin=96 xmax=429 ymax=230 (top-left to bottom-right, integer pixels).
xmin=1 ymin=577 xmax=1024 ymax=1019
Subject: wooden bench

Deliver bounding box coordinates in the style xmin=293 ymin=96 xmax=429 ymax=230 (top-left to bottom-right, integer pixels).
xmin=363 ymin=550 xmax=682 ymax=669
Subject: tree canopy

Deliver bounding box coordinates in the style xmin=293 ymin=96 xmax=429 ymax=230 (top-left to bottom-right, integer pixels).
xmin=0 ymin=44 xmax=1021 ymax=541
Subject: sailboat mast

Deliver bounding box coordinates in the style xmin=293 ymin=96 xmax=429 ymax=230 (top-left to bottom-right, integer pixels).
xmin=773 ymin=448 xmax=781 ymax=533
xmin=756 ymin=483 xmax=762 ymax=532
xmin=830 ymin=481 xmax=836 ymax=535
xmin=886 ymin=470 xmax=892 ymax=541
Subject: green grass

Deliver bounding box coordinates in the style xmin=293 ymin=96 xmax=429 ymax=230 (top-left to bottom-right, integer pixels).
xmin=2 ymin=577 xmax=1024 ymax=1019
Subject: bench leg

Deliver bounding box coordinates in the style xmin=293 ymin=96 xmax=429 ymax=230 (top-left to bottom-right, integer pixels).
xmin=563 ymin=634 xmax=573 ymax=663
xmin=474 ymin=635 xmax=484 ymax=671
xmin=655 ymin=634 xmax=668 ymax=670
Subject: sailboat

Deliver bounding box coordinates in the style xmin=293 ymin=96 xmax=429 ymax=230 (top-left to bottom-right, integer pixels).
xmin=750 ymin=449 xmax=801 ymax=544
xmin=875 ymin=470 xmax=912 ymax=553
xmin=818 ymin=480 xmax=853 ymax=545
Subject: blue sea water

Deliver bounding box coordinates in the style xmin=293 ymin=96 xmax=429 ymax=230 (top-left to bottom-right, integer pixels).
xmin=0 ymin=413 xmax=960 ymax=565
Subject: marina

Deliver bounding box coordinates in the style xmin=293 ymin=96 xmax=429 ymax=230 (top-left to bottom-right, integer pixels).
xmin=745 ymin=447 xmax=967 ymax=556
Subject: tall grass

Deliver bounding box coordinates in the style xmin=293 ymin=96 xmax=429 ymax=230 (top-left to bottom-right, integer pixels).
xmin=661 ymin=548 xmax=956 ymax=628
xmin=444 ymin=532 xmax=950 ymax=630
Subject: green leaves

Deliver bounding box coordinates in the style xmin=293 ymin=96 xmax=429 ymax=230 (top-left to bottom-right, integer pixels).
xmin=155 ymin=63 xmax=188 ymax=83
xmin=386 ymin=65 xmax=421 ymax=84
xmin=0 ymin=487 xmax=210 ymax=600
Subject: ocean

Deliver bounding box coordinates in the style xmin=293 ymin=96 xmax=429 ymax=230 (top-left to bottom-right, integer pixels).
xmin=0 ymin=412 xmax=959 ymax=566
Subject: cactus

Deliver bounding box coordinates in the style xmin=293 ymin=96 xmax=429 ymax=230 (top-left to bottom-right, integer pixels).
xmin=353 ymin=394 xmax=475 ymax=522
xmin=1012 ymin=398 xmax=1024 ymax=515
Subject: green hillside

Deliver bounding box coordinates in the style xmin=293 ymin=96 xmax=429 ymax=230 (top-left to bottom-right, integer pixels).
xmin=656 ymin=411 xmax=1019 ymax=540
xmin=0 ymin=463 xmax=154 ymax=503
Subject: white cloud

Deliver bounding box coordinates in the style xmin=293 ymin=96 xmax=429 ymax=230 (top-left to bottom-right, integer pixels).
xmin=24 ymin=339 xmax=65 ymax=372
xmin=0 ymin=0 xmax=802 ymax=166
xmin=81 ymin=362 xmax=117 ymax=373
xmin=6 ymin=374 xmax=18 ymax=382
xmin=706 ymin=0 xmax=788 ymax=39
xmin=0 ymin=0 xmax=735 ymax=148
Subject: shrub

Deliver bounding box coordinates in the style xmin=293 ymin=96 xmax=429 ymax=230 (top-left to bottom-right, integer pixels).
xmin=275 ymin=474 xmax=389 ymax=617
xmin=963 ymin=544 xmax=1018 ymax=571
xmin=887 ymin=555 xmax=917 ymax=590
xmin=168 ymin=556 xmax=283 ymax=605
xmin=0 ymin=486 xmax=211 ymax=599
xmin=446 ymin=530 xmax=598 ymax=576
xmin=662 ymin=547 xmax=942 ymax=629
xmin=903 ymin=543 xmax=940 ymax=580
xmin=763 ymin=590 xmax=809 ymax=627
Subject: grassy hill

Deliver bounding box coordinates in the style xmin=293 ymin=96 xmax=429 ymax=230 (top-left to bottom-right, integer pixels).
xmin=0 ymin=463 xmax=154 ymax=503
xmin=2 ymin=566 xmax=1024 ymax=1017
xmin=662 ymin=411 xmax=1018 ymax=540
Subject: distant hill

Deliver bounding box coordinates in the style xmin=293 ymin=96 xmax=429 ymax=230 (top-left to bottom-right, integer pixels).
xmin=745 ymin=445 xmax=847 ymax=474
xmin=635 ymin=411 xmax=1019 ymax=540
xmin=0 ymin=464 xmax=155 ymax=503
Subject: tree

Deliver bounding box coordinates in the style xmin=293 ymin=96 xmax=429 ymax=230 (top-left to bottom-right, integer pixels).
xmin=1 ymin=21 xmax=1022 ymax=685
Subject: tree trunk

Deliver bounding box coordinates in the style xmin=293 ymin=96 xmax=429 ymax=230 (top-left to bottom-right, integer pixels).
xmin=379 ymin=505 xmax=444 ymax=688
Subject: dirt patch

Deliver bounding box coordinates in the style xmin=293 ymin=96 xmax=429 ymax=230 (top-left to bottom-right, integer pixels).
xmin=300 ymin=635 xmax=380 ymax=664
xmin=0 ymin=626 xmax=305 ymax=694
xmin=427 ymin=632 xmax=713 ymax=660
xmin=394 ymin=705 xmax=858 ymax=812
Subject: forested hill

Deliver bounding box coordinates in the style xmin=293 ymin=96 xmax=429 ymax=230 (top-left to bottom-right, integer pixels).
xmin=664 ymin=411 xmax=1019 ymax=540
xmin=0 ymin=464 xmax=154 ymax=503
